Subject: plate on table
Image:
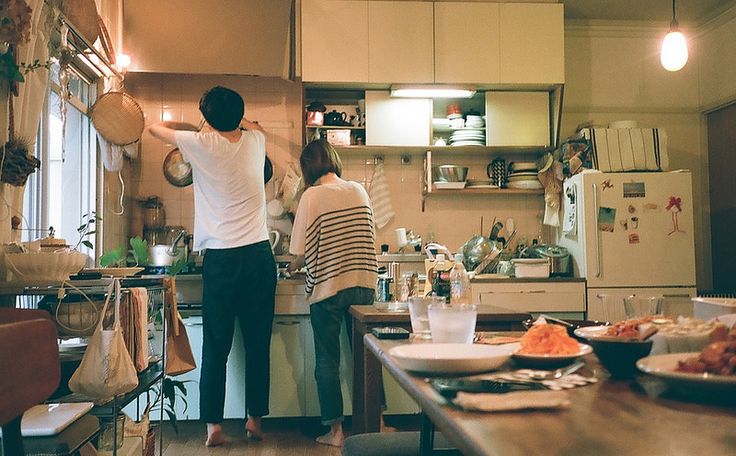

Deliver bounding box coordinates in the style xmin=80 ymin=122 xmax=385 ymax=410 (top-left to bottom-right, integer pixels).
xmin=574 ymin=325 xmax=613 ymax=340
xmin=636 ymin=353 xmax=736 ymax=392
xmin=389 ymin=343 xmax=515 ymax=374
xmin=512 ymin=343 xmax=593 ymax=368
xmin=82 ymin=267 xmax=145 ymax=277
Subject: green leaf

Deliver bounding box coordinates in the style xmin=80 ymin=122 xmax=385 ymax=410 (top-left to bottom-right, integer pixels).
xmin=99 ymin=246 xmax=125 ymax=267
xmin=164 ymin=409 xmax=179 ymax=434
xmin=81 ymin=240 xmax=93 ymax=249
xmin=129 ymin=236 xmax=149 ymax=266
xmin=166 ymin=257 xmax=188 ymax=277
xmin=85 ymin=230 xmax=96 ymax=236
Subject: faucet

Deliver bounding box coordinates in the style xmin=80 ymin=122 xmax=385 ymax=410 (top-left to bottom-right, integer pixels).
xmin=168 ymin=230 xmax=187 ymax=256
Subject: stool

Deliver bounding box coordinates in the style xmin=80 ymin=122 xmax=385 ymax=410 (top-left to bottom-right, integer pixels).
xmin=342 ymin=431 xmax=461 ymax=456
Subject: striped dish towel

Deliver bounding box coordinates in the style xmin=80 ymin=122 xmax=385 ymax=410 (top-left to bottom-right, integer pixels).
xmin=368 ymin=163 xmax=395 ymax=229
xmin=584 ymin=127 xmax=669 ymax=172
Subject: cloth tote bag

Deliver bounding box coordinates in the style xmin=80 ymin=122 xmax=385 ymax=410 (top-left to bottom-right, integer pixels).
xmin=69 ymin=279 xmax=138 ymax=402
xmin=163 ymin=277 xmax=196 ymax=376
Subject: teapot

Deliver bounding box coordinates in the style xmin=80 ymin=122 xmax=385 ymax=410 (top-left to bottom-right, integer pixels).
xmin=324 ymin=110 xmax=347 ymax=126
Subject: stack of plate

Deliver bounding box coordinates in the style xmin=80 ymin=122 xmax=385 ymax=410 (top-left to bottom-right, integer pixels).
xmin=466 ymin=179 xmax=497 ymax=189
xmin=507 ymin=161 xmax=542 ymax=189
xmin=450 ymin=128 xmax=485 ymax=146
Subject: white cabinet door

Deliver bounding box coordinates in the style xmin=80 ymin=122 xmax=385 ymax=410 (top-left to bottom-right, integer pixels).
xmin=368 ymin=1 xmax=433 ymax=83
xmin=474 ymin=281 xmax=586 ymax=314
xmin=301 ymin=0 xmax=369 ymax=82
xmin=365 ymin=91 xmax=431 ymax=146
xmin=270 ymin=317 xmax=307 ymax=417
xmin=499 ymin=3 xmax=564 ymax=84
xmin=434 ymin=2 xmax=500 ymax=84
xmin=485 ymin=91 xmax=551 ymax=147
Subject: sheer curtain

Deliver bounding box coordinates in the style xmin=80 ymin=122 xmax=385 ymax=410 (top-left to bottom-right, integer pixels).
xmin=0 ymin=0 xmax=52 ymax=243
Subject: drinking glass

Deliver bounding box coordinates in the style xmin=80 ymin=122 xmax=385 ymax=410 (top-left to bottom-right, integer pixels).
xmin=428 ymin=303 xmax=477 ymax=344
xmin=408 ymin=296 xmax=444 ymax=339
xmin=624 ymin=295 xmax=664 ymax=319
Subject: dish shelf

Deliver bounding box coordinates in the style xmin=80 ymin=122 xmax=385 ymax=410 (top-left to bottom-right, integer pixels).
xmin=331 ymin=145 xmax=551 ymax=156
xmin=429 ymin=187 xmax=544 ymax=195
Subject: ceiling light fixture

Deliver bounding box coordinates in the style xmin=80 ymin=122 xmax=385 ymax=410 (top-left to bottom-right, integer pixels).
xmin=390 ymin=84 xmax=476 ymax=99
xmin=660 ymin=0 xmax=688 ymax=72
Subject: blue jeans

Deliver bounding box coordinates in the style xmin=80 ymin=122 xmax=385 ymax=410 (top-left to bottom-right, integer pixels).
xmin=310 ymin=287 xmax=374 ymax=425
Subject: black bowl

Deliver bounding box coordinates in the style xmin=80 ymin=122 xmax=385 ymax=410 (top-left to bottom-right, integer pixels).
xmin=588 ymin=338 xmax=654 ymax=378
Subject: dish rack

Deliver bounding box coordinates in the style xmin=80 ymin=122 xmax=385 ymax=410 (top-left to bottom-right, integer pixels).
xmin=10 ymin=278 xmax=169 ymax=456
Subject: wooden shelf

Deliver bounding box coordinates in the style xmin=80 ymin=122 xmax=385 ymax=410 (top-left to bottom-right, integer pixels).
xmin=307 ymin=125 xmax=365 ymax=130
xmin=429 ymin=187 xmax=544 ymax=195
xmin=332 ymin=145 xmax=551 ymax=155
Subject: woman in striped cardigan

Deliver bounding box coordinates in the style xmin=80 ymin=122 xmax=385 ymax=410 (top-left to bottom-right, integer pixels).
xmin=288 ymin=139 xmax=378 ymax=446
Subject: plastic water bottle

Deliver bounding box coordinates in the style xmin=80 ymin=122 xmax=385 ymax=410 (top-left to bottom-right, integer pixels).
xmin=450 ymin=254 xmax=472 ymax=306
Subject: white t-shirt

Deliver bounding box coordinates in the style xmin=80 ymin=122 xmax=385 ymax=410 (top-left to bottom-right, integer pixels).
xmin=175 ymin=129 xmax=268 ymax=251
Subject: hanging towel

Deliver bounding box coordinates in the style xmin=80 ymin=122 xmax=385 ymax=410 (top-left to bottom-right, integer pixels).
xmin=368 ymin=163 xmax=395 ymax=229
xmin=129 ymin=288 xmax=149 ymax=372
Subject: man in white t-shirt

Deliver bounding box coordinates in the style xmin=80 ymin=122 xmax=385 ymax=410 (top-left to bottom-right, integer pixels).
xmin=149 ymin=86 xmax=276 ymax=447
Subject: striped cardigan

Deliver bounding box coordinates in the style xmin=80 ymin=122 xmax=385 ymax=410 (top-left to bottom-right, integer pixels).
xmin=289 ymin=180 xmax=378 ymax=304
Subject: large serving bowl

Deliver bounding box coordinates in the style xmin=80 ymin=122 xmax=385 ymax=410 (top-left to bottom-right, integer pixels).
xmin=3 ymin=250 xmax=88 ymax=282
xmin=433 ymin=165 xmax=469 ymax=182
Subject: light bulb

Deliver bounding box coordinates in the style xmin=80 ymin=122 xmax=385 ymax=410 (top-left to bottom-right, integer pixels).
xmin=660 ymin=30 xmax=688 ymax=71
xmin=116 ymin=53 xmax=131 ymax=70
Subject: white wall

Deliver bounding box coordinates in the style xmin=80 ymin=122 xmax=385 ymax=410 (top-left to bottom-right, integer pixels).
xmin=563 ymin=22 xmax=712 ymax=289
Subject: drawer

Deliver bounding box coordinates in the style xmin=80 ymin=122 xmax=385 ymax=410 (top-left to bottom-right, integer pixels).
xmin=475 ymin=282 xmax=585 ymax=313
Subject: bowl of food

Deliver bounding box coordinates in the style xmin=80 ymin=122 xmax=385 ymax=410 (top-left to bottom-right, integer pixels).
xmin=513 ymin=322 xmax=592 ymax=368
xmin=574 ymin=318 xmax=655 ymax=378
xmin=433 ymin=165 xmax=469 ymax=183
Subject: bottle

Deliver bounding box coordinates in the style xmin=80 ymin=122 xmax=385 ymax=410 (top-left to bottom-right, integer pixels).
xmin=450 ymin=254 xmax=472 ymax=306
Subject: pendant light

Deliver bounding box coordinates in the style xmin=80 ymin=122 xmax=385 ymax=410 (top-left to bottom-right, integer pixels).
xmin=660 ymin=0 xmax=688 ymax=72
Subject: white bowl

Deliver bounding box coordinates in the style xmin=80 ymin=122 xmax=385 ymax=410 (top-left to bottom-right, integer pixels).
xmin=389 ymin=343 xmax=514 ymax=374
xmin=4 ymin=251 xmax=88 ymax=282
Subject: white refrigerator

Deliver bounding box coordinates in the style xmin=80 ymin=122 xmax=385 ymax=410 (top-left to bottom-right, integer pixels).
xmin=555 ymin=171 xmax=697 ymax=321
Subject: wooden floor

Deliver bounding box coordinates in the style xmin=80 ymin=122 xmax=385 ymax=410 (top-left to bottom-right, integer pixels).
xmin=158 ymin=417 xmax=420 ymax=455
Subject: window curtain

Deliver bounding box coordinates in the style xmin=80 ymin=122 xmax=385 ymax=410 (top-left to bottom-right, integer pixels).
xmin=0 ymin=0 xmax=52 ymax=243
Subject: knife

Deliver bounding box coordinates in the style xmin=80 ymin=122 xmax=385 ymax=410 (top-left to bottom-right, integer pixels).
xmin=431 ymin=378 xmax=548 ymax=398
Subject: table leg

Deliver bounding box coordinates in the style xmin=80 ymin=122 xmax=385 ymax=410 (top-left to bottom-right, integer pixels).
xmin=419 ymin=412 xmax=435 ymax=456
xmin=351 ymin=321 xmax=382 ymax=434
xmin=352 ymin=320 xmax=366 ymax=433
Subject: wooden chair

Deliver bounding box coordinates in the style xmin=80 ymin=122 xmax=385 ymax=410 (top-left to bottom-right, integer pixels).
xmin=0 ymin=308 xmax=60 ymax=456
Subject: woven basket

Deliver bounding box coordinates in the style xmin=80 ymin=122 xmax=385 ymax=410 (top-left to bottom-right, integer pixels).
xmin=62 ymin=0 xmax=100 ymax=44
xmin=91 ymin=92 xmax=145 ymax=146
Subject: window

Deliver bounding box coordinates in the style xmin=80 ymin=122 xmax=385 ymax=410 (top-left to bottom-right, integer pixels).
xmin=23 ymin=63 xmax=98 ymax=258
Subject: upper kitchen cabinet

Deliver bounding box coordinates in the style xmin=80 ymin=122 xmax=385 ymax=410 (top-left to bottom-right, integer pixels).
xmin=124 ymin=0 xmax=291 ymax=76
xmin=368 ymin=1 xmax=434 ymax=83
xmin=301 ymin=0 xmax=369 ymax=83
xmin=499 ymin=3 xmax=564 ymax=84
xmin=434 ymin=2 xmax=500 ymax=84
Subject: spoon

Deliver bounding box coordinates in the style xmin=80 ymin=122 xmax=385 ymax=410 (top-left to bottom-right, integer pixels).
xmin=514 ymin=361 xmax=586 ymax=381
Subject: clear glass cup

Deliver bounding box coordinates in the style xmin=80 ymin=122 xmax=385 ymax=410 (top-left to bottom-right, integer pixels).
xmin=428 ymin=302 xmax=477 ymax=344
xmin=408 ymin=296 xmax=445 ymax=339
xmin=624 ymin=295 xmax=664 ymax=319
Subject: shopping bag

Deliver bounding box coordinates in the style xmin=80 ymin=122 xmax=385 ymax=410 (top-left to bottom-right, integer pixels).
xmin=69 ymin=279 xmax=139 ymax=402
xmin=164 ymin=277 xmax=196 ymax=376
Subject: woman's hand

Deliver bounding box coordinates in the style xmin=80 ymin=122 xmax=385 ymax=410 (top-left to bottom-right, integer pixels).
xmin=287 ymin=255 xmax=305 ymax=273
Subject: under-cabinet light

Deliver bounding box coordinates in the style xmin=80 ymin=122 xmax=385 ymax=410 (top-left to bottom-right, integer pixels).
xmin=390 ymin=85 xmax=476 ymax=99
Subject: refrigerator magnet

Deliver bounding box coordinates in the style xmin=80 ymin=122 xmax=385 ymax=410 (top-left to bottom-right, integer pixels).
xmin=628 ymin=233 xmax=640 ymax=244
xmin=644 ymin=203 xmax=659 ymax=211
xmin=666 ymin=196 xmax=685 ymax=235
xmin=620 ymin=220 xmax=628 ymax=230
xmin=631 ymin=217 xmax=639 ymax=229
xmin=623 ymin=182 xmax=646 ymax=198
xmin=598 ymin=207 xmax=616 ymax=232
xmin=602 ymin=179 xmax=614 ymax=191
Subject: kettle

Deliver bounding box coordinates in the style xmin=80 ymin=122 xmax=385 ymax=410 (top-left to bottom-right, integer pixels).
xmin=521 ymin=244 xmax=572 ymax=277
xmin=324 ymin=110 xmax=347 ymax=126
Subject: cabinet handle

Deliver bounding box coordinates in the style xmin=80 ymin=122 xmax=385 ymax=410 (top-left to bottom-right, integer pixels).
xmin=276 ymin=321 xmax=300 ymax=326
xmin=184 ymin=321 xmax=203 ymax=327
xmin=521 ymin=290 xmax=546 ymax=294
xmin=662 ymin=294 xmax=693 ymax=298
xmin=593 ymin=183 xmax=602 ymax=278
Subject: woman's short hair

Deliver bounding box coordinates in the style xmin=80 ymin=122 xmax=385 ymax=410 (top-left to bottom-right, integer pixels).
xmin=300 ymin=139 xmax=343 ymax=186
xmin=199 ymin=86 xmax=244 ymax=131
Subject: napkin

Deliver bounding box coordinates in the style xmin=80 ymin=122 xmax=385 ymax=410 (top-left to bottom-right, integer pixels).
xmin=453 ymin=390 xmax=570 ymax=412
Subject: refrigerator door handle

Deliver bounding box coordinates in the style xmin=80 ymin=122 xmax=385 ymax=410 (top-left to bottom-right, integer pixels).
xmin=592 ymin=183 xmax=602 ymax=278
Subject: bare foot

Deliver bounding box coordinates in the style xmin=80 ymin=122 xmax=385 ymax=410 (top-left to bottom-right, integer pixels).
xmin=205 ymin=424 xmax=226 ymax=447
xmin=316 ymin=424 xmax=344 ymax=447
xmin=381 ymin=416 xmax=397 ymax=433
xmin=245 ymin=417 xmax=264 ymax=441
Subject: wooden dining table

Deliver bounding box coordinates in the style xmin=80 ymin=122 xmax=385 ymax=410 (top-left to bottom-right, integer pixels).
xmin=349 ymin=305 xmax=531 ymax=434
xmin=363 ymin=333 xmax=736 ymax=456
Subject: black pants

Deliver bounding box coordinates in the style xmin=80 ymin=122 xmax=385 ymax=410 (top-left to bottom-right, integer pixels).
xmin=199 ymin=241 xmax=276 ymax=423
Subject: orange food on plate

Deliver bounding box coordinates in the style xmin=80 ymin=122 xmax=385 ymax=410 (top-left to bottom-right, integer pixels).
xmin=518 ymin=324 xmax=579 ymax=355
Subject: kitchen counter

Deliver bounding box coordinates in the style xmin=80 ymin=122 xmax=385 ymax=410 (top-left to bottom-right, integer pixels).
xmin=471 ymin=276 xmax=586 ymax=283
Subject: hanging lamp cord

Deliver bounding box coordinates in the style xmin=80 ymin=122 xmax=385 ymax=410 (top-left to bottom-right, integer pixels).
xmin=671 ymin=0 xmax=679 ymax=29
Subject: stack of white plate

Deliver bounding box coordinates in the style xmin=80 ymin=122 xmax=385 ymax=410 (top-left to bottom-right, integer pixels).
xmin=466 ymin=179 xmax=497 ymax=189
xmin=450 ymin=128 xmax=485 ymax=146
xmin=506 ymin=161 xmax=542 ymax=189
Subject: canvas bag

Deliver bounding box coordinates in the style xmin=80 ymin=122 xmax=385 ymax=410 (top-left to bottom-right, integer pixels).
xmin=164 ymin=277 xmax=196 ymax=376
xmin=69 ymin=279 xmax=138 ymax=402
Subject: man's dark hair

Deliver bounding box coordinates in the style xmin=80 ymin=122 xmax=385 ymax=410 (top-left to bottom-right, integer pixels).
xmin=199 ymin=86 xmax=244 ymax=131
xmin=300 ymin=139 xmax=343 ymax=186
